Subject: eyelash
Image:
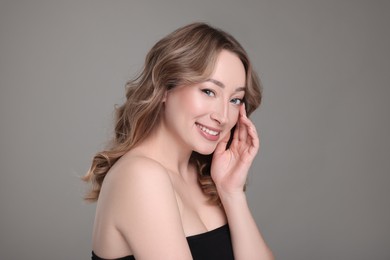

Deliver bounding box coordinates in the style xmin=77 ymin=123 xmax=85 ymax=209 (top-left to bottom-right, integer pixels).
xmin=202 ymin=89 xmax=215 ymax=97
xmin=201 ymin=89 xmax=243 ymax=105
xmin=231 ymin=98 xmax=243 ymax=105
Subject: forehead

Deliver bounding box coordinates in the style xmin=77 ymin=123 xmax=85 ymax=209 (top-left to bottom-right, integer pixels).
xmin=209 ymin=50 xmax=246 ymax=89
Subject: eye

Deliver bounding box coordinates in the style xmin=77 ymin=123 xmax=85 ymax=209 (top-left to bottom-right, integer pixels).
xmin=201 ymin=89 xmax=215 ymax=97
xmin=230 ymin=98 xmax=243 ymax=105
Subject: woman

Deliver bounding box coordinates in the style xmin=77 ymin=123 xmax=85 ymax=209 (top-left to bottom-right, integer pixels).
xmin=83 ymin=22 xmax=274 ymax=260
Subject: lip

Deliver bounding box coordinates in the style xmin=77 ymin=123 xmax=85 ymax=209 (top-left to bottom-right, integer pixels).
xmin=195 ymin=123 xmax=221 ymax=141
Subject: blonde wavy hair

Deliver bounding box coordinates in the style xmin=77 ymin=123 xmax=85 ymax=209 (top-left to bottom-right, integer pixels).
xmin=83 ymin=22 xmax=262 ymax=203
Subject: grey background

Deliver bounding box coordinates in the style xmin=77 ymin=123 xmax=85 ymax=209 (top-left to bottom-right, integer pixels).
xmin=1 ymin=1 xmax=389 ymax=259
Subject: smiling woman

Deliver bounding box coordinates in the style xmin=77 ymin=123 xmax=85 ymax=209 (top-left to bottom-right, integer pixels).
xmin=83 ymin=22 xmax=273 ymax=260
xmin=162 ymin=50 xmax=246 ymax=154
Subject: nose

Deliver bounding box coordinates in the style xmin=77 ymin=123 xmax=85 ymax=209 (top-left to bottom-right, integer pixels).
xmin=210 ymin=101 xmax=228 ymax=125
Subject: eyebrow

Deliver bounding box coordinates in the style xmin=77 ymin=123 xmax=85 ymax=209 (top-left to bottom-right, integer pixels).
xmin=206 ymin=78 xmax=246 ymax=92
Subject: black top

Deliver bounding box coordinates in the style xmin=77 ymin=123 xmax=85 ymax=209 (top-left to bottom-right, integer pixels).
xmin=91 ymin=224 xmax=234 ymax=260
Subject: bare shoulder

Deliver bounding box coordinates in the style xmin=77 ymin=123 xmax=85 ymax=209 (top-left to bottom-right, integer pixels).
xmin=100 ymin=153 xmax=176 ymax=211
xmin=107 ymin=154 xmax=172 ymax=185
xmin=99 ymin=156 xmax=191 ymax=259
xmin=97 ymin=154 xmax=191 ymax=259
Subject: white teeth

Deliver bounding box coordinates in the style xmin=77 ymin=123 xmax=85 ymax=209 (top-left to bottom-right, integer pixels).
xmin=197 ymin=124 xmax=219 ymax=136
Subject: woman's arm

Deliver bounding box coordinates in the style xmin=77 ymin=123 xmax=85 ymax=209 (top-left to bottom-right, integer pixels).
xmin=219 ymin=190 xmax=274 ymax=260
xmin=212 ymin=104 xmax=274 ymax=260
xmin=100 ymin=156 xmax=193 ymax=259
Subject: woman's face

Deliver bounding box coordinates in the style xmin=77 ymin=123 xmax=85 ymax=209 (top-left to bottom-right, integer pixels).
xmin=163 ymin=50 xmax=246 ymax=155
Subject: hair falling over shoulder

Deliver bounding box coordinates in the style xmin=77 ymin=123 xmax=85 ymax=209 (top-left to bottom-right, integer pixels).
xmin=83 ymin=22 xmax=262 ymax=203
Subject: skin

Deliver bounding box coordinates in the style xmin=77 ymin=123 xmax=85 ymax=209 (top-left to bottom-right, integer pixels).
xmin=92 ymin=50 xmax=274 ymax=259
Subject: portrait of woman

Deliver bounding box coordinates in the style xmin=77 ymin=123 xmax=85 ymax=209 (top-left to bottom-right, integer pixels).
xmin=2 ymin=1 xmax=389 ymax=259
xmin=83 ymin=22 xmax=274 ymax=259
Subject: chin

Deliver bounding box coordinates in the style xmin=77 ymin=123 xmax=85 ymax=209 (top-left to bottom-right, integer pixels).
xmin=196 ymin=150 xmax=214 ymax=156
xmin=193 ymin=145 xmax=217 ymax=155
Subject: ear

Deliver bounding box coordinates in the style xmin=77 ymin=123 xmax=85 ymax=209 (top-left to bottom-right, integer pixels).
xmin=162 ymin=90 xmax=168 ymax=103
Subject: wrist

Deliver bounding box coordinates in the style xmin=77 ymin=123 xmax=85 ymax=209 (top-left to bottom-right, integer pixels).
xmin=217 ymin=188 xmax=247 ymax=204
xmin=218 ymin=190 xmax=251 ymax=220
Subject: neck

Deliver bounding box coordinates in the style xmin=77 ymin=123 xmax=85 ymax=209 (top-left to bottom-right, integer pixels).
xmin=132 ymin=122 xmax=194 ymax=176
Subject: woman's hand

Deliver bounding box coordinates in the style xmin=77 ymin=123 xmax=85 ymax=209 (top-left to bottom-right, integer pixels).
xmin=211 ymin=103 xmax=260 ymax=197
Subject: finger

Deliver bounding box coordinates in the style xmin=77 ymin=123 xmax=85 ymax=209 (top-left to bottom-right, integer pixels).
xmin=248 ymin=125 xmax=259 ymax=154
xmin=239 ymin=108 xmax=259 ymax=149
xmin=239 ymin=106 xmax=256 ymax=134
xmin=231 ymin=113 xmax=240 ymax=147
xmin=238 ymin=104 xmax=248 ymax=141
xmin=245 ymin=119 xmax=260 ymax=154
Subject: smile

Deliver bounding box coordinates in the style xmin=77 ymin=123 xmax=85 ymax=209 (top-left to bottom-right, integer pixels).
xmin=196 ymin=123 xmax=220 ymax=136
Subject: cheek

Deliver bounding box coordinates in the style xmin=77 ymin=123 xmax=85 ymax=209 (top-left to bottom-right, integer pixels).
xmin=167 ymin=90 xmax=205 ymax=120
xmin=228 ymin=108 xmax=240 ymax=127
xmin=180 ymin=91 xmax=208 ymax=113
